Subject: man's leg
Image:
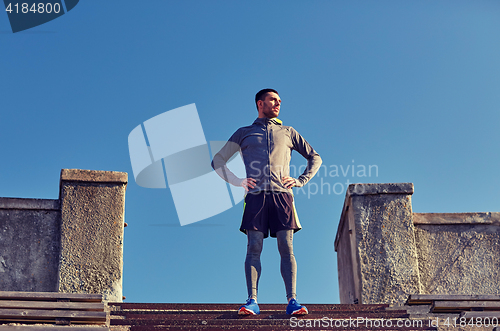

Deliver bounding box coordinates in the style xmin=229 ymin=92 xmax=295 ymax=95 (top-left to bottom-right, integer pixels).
xmin=276 ymin=229 xmax=296 ymax=301
xmin=239 ymin=230 xmax=263 ymax=315
xmin=245 ymin=230 xmax=264 ymax=300
xmin=277 ymin=229 xmax=308 ymax=315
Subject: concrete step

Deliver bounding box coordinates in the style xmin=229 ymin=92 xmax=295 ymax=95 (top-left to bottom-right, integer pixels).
xmin=108 ymin=303 xmax=434 ymax=331
xmin=110 ymin=303 xmax=390 ymax=311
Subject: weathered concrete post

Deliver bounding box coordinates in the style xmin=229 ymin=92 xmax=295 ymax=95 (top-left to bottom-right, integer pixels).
xmin=0 ymin=198 xmax=60 ymax=292
xmin=335 ymin=183 xmax=421 ymax=305
xmin=58 ymin=169 xmax=127 ymax=302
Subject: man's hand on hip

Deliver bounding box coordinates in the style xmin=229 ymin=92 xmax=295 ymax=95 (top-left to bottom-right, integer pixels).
xmin=240 ymin=178 xmax=257 ymax=192
xmin=282 ymin=176 xmax=296 ymax=189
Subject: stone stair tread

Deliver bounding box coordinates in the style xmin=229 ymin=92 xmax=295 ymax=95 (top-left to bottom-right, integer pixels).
xmin=432 ymin=300 xmax=500 ymax=312
xmin=109 ymin=302 xmax=390 ymax=311
xmin=0 ymin=327 xmax=108 ymax=331
xmin=124 ymin=326 xmax=436 ymax=331
xmin=460 ymin=311 xmax=500 ymax=318
xmin=0 ymin=301 xmax=105 ymax=311
xmin=110 ymin=312 xmax=409 ymax=323
xmin=0 ymin=292 xmax=102 ymax=303
xmin=0 ymin=291 xmax=106 ymax=326
xmin=106 ymin=302 xmax=436 ymax=330
xmin=408 ymin=295 xmax=500 ymax=305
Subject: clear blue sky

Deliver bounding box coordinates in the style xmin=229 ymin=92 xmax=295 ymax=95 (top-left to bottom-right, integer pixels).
xmin=1 ymin=1 xmax=499 ymax=304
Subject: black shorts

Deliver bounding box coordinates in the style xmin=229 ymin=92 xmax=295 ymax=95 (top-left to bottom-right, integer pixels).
xmin=240 ymin=191 xmax=302 ymax=238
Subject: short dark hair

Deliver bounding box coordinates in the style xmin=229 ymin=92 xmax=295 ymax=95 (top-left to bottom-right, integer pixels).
xmin=255 ymin=88 xmax=279 ymax=109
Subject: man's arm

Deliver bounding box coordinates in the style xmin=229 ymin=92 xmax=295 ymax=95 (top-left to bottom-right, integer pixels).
xmin=284 ymin=128 xmax=322 ymax=188
xmin=211 ymin=133 xmax=256 ymax=191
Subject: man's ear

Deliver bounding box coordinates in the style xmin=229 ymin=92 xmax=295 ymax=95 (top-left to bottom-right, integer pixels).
xmin=257 ymin=100 xmax=263 ymax=110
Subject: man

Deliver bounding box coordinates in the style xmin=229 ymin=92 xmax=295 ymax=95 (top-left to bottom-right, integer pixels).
xmin=211 ymin=88 xmax=322 ymax=315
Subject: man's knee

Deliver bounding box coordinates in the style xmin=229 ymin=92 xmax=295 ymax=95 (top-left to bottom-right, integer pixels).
xmin=277 ymin=230 xmax=294 ymax=256
xmin=247 ymin=230 xmax=264 ymax=255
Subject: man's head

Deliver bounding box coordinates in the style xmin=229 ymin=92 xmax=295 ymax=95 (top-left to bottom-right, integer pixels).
xmin=255 ymin=88 xmax=281 ymax=119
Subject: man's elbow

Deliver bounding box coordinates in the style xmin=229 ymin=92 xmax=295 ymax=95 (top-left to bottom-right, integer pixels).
xmin=211 ymin=154 xmax=223 ymax=171
xmin=314 ymin=153 xmax=322 ymax=166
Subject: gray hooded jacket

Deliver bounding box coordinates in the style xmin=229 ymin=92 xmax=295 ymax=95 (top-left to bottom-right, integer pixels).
xmin=211 ymin=117 xmax=322 ymax=194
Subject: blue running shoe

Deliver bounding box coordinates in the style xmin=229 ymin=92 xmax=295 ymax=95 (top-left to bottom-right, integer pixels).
xmin=238 ymin=298 xmax=260 ymax=315
xmin=286 ymin=299 xmax=308 ymax=315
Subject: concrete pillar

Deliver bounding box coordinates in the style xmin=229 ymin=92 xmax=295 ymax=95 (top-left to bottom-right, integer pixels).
xmin=335 ymin=183 xmax=421 ymax=305
xmin=0 ymin=198 xmax=60 ymax=292
xmin=57 ymin=169 xmax=127 ymax=302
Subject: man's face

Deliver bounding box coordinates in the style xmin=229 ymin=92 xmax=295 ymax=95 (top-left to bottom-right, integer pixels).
xmin=258 ymin=92 xmax=281 ymax=118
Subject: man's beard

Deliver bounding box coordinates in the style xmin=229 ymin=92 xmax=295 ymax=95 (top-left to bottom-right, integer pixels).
xmin=263 ymin=106 xmax=279 ymax=118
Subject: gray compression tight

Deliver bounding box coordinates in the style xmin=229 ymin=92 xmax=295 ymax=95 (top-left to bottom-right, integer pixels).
xmin=245 ymin=229 xmax=297 ymax=301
